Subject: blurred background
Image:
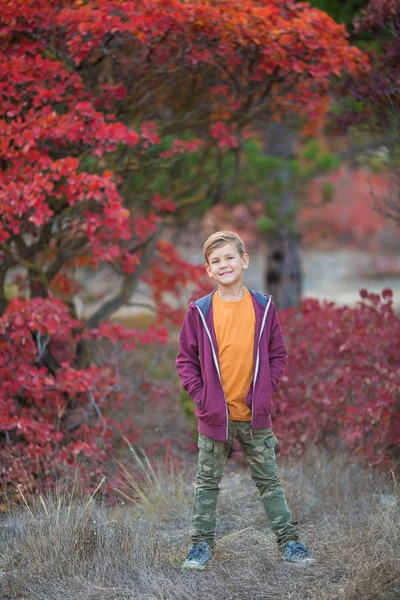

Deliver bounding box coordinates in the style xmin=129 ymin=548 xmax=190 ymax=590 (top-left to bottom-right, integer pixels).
xmin=2 ymin=2 xmax=400 ymax=597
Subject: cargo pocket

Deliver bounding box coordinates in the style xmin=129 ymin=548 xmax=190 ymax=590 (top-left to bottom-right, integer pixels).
xmin=262 ymin=434 xmax=279 ymax=475
xmin=197 ymin=435 xmax=224 ymax=479
xmin=264 ymin=434 xmax=278 ymax=449
xmin=198 ymin=435 xmax=214 ymax=452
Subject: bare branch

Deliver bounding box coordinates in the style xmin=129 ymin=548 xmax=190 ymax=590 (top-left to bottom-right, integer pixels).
xmin=45 ymin=236 xmax=88 ymax=283
xmin=85 ymin=223 xmax=165 ymax=329
xmin=89 ymin=390 xmax=108 ymax=434
xmin=34 ymin=333 xmax=50 ymax=363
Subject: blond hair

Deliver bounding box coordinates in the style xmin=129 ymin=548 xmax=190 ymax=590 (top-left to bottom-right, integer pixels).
xmin=203 ymin=230 xmax=246 ymax=263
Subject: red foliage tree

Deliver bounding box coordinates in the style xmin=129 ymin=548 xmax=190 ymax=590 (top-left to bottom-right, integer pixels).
xmin=275 ymin=289 xmax=400 ymax=470
xmin=0 ymin=0 xmax=368 ymax=497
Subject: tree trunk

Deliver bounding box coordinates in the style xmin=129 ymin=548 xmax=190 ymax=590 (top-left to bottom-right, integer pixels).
xmin=265 ymin=229 xmax=302 ymax=310
xmin=263 ymin=122 xmax=302 ymax=310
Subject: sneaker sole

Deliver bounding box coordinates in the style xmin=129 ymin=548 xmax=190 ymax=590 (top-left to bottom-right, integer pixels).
xmin=181 ymin=563 xmax=207 ymax=571
xmin=284 ymin=557 xmax=316 ymax=565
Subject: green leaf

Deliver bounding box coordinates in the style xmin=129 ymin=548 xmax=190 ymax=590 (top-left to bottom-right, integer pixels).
xmin=257 ymin=216 xmax=276 ymax=234
xmin=321 ymin=182 xmax=335 ymax=203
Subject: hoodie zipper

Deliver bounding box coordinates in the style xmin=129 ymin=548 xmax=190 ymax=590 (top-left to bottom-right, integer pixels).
xmin=250 ymin=296 xmax=272 ymax=431
xmin=195 ymin=305 xmax=229 ymax=440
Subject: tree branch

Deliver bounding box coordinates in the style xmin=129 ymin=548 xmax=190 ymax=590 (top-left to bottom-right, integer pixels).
xmin=85 ymin=223 xmax=165 ymax=329
xmin=45 ymin=236 xmax=88 ymax=283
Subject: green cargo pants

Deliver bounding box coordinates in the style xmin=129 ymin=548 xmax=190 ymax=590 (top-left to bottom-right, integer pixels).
xmin=191 ymin=421 xmax=299 ymax=549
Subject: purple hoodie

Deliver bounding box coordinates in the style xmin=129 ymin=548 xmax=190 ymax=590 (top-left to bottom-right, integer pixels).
xmin=176 ymin=289 xmax=288 ymax=441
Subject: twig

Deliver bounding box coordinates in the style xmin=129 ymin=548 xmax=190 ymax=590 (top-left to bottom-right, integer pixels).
xmin=82 ymin=475 xmax=106 ymax=514
xmin=11 ymin=482 xmax=36 ymax=521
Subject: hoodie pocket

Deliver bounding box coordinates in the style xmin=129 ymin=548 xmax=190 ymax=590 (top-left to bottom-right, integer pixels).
xmin=253 ymin=376 xmax=273 ymax=416
xmin=195 ymin=387 xmax=207 ymax=415
xmin=190 ymin=384 xmax=204 ymax=409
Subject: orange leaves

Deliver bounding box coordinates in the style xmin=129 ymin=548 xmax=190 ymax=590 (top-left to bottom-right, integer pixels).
xmin=278 ymin=32 xmax=298 ymax=47
xmin=50 ymin=274 xmax=81 ymax=298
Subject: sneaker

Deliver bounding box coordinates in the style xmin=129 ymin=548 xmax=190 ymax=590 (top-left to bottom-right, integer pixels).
xmin=181 ymin=542 xmax=212 ymax=571
xmin=283 ymin=541 xmax=316 ymax=565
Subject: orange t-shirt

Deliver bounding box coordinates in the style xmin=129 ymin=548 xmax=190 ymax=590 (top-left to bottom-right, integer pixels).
xmin=212 ymin=288 xmax=255 ymax=421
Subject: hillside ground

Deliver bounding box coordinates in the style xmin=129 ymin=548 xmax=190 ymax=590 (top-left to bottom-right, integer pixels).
xmin=1 ymin=444 xmax=399 ymax=600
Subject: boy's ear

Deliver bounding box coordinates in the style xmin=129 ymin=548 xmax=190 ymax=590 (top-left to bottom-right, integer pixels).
xmin=242 ymin=253 xmax=250 ymax=270
xmin=205 ymin=262 xmax=213 ymax=278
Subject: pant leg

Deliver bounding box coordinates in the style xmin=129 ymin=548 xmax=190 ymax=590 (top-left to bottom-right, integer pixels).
xmin=236 ymin=422 xmax=299 ymax=548
xmin=191 ymin=425 xmax=233 ymax=548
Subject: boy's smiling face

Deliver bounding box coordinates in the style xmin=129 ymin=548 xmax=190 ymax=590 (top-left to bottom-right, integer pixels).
xmin=205 ymin=242 xmax=249 ymax=287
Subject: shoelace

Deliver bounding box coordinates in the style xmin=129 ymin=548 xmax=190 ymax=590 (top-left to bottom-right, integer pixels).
xmin=187 ymin=543 xmax=208 ymax=560
xmin=289 ymin=542 xmax=309 ymax=556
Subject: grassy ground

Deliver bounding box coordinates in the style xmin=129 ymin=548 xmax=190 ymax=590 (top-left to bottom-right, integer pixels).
xmin=0 ymin=447 xmax=399 ymax=600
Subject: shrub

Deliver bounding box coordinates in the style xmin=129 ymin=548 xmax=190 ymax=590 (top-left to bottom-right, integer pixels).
xmin=275 ymin=289 xmax=400 ymax=470
xmin=0 ymin=297 xmax=169 ymax=500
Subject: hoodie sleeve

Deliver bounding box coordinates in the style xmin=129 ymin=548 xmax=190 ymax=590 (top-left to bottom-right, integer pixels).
xmin=268 ymin=302 xmax=288 ymax=393
xmin=176 ymin=306 xmax=204 ymax=406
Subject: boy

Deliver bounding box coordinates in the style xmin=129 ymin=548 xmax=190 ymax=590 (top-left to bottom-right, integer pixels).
xmin=176 ymin=231 xmax=315 ymax=570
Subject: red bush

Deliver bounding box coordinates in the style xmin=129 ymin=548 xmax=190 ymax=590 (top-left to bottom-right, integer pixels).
xmin=275 ymin=289 xmax=400 ymax=469
xmin=0 ymin=297 xmax=169 ymax=498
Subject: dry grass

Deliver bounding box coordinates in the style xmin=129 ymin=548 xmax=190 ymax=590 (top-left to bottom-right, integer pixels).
xmin=0 ymin=448 xmax=399 ymax=600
